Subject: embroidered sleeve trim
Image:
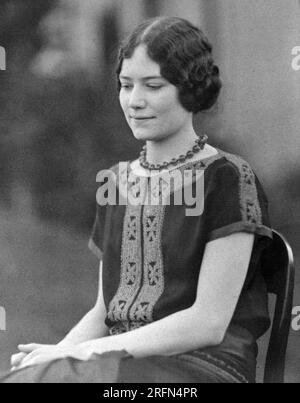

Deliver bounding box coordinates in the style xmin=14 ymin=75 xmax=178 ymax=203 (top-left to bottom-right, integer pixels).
xmin=207 ymin=222 xmax=273 ymax=242
xmin=205 ymin=150 xmax=273 ymax=242
xmin=220 ymin=150 xmax=272 ymax=218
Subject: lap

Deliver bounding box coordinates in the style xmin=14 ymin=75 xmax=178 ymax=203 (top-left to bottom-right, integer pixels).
xmin=0 ymin=351 xmax=124 ymax=384
xmin=0 ymin=351 xmax=248 ymax=384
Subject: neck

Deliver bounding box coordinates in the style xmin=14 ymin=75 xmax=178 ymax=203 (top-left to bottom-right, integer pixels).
xmin=145 ymin=128 xmax=199 ymax=165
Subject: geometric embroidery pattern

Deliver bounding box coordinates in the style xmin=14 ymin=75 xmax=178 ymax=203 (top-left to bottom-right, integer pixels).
xmin=106 ymin=204 xmax=143 ymax=324
xmin=106 ymin=171 xmax=166 ymax=330
xmin=128 ymin=204 xmax=165 ymax=325
xmin=218 ymin=151 xmax=262 ymax=225
xmin=109 ymin=321 xmax=145 ymax=335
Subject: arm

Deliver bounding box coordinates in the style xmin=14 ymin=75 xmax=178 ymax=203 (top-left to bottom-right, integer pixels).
xmin=81 ymin=232 xmax=255 ymax=358
xmin=58 ymin=260 xmax=109 ymax=346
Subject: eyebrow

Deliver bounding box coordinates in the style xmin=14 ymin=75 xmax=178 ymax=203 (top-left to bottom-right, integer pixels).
xmin=119 ymin=75 xmax=164 ymax=81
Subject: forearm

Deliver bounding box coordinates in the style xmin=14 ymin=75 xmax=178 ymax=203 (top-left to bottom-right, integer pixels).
xmin=84 ymin=306 xmax=224 ymax=358
xmin=58 ymin=307 xmax=109 ymax=346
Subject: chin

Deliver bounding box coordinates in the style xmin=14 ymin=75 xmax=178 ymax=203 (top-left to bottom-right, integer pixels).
xmin=132 ymin=130 xmax=159 ymax=142
xmin=132 ymin=127 xmax=170 ymax=142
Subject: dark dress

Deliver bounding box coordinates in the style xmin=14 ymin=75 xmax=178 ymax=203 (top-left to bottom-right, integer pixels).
xmin=1 ymin=147 xmax=273 ymax=383
xmin=87 ymin=147 xmax=273 ymax=383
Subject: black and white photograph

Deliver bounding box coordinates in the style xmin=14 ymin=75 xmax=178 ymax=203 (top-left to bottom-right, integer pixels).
xmin=0 ymin=0 xmax=299 ymax=385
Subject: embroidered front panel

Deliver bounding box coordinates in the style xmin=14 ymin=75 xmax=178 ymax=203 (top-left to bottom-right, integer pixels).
xmin=106 ymin=204 xmax=143 ymax=323
xmin=109 ymin=321 xmax=146 ymax=335
xmin=219 ymin=151 xmax=262 ymax=225
xmin=128 ymin=204 xmax=166 ymax=324
xmin=106 ymin=171 xmax=166 ymax=329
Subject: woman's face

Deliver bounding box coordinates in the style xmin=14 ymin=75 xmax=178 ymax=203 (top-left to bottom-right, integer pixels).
xmin=119 ymin=45 xmax=192 ymax=142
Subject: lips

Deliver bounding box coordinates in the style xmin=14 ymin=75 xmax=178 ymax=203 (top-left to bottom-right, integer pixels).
xmin=131 ymin=116 xmax=154 ymax=120
xmin=130 ymin=116 xmax=155 ymax=120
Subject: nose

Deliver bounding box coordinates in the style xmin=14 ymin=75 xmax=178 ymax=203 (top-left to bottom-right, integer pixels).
xmin=128 ymin=86 xmax=146 ymax=109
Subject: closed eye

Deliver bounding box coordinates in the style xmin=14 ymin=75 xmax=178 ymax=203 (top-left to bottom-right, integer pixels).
xmin=120 ymin=83 xmax=163 ymax=90
xmin=120 ymin=84 xmax=133 ymax=89
xmin=147 ymin=85 xmax=163 ymax=90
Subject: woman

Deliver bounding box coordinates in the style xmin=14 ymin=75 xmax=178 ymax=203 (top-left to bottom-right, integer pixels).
xmin=4 ymin=17 xmax=273 ymax=383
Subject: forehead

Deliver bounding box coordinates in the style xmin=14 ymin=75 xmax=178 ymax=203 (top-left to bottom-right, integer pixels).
xmin=120 ymin=45 xmax=161 ymax=79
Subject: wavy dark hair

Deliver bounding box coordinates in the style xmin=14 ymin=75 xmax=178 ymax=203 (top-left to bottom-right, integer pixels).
xmin=116 ymin=17 xmax=222 ymax=113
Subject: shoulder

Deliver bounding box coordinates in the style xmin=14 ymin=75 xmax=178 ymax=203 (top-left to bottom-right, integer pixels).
xmin=206 ymin=149 xmax=264 ymax=209
xmin=216 ymin=148 xmax=254 ymax=173
xmin=211 ymin=149 xmax=256 ymax=183
xmin=214 ymin=149 xmax=269 ymax=215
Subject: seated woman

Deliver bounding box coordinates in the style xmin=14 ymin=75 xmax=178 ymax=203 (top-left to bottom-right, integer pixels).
xmin=3 ymin=16 xmax=273 ymax=383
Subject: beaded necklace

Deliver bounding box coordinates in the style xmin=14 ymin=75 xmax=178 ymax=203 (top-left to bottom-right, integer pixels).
xmin=139 ymin=134 xmax=208 ymax=171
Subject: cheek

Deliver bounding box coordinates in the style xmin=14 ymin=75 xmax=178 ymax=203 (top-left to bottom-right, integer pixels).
xmin=158 ymin=101 xmax=183 ymax=121
xmin=154 ymin=89 xmax=182 ymax=115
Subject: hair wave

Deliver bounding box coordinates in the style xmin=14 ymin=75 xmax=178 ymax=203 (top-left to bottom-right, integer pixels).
xmin=116 ymin=17 xmax=222 ymax=113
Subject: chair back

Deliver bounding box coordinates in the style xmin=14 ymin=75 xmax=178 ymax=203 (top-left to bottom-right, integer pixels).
xmin=261 ymin=229 xmax=295 ymax=383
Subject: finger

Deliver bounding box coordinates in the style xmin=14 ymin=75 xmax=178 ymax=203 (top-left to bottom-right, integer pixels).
xmin=18 ymin=360 xmax=35 ymax=370
xmin=19 ymin=354 xmax=50 ymax=370
xmin=18 ymin=344 xmax=42 ymax=353
xmin=18 ymin=351 xmax=38 ymax=367
xmin=11 ymin=352 xmax=27 ymax=367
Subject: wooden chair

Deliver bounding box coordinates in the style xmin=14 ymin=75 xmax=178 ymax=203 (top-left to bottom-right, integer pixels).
xmin=261 ymin=229 xmax=295 ymax=383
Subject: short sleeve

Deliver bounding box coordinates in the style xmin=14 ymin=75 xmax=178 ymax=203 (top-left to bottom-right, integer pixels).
xmin=88 ymin=204 xmax=106 ymax=260
xmin=205 ymin=158 xmax=273 ymax=245
xmin=88 ymin=162 xmax=120 ymax=260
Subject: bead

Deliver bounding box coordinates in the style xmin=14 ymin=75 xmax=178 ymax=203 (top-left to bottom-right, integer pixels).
xmin=162 ymin=162 xmax=169 ymax=168
xmin=186 ymin=150 xmax=194 ymax=158
xmin=197 ymin=134 xmax=207 ymax=144
xmin=179 ymin=155 xmax=186 ymax=162
xmin=193 ymin=145 xmax=201 ymax=152
xmin=171 ymin=158 xmax=178 ymax=165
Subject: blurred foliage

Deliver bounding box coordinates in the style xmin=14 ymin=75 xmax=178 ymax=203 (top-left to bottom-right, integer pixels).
xmin=0 ymin=0 xmax=140 ymax=232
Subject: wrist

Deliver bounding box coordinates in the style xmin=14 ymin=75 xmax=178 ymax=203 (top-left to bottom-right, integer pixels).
xmin=102 ymin=335 xmax=133 ymax=358
xmin=57 ymin=340 xmax=76 ymax=348
xmin=80 ymin=336 xmax=130 ymax=358
xmin=101 ymin=335 xmax=125 ymax=352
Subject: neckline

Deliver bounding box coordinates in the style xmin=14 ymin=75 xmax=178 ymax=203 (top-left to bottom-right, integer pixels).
xmin=128 ymin=147 xmax=223 ymax=178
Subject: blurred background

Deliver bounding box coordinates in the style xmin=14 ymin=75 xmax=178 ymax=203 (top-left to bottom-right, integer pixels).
xmin=0 ymin=0 xmax=299 ymax=382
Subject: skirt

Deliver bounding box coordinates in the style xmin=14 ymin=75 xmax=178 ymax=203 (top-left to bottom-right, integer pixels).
xmin=0 ymin=350 xmax=252 ymax=383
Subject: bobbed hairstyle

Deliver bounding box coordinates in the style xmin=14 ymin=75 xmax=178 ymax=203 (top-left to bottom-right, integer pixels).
xmin=116 ymin=17 xmax=222 ymax=113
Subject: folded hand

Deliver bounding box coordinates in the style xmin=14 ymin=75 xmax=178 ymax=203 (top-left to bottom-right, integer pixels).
xmin=11 ymin=344 xmax=55 ymax=371
xmin=11 ymin=343 xmax=83 ymax=371
xmin=10 ymin=337 xmax=125 ymax=371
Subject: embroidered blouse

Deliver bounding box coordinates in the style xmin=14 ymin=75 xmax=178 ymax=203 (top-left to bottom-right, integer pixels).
xmin=88 ymin=147 xmax=273 ymax=381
